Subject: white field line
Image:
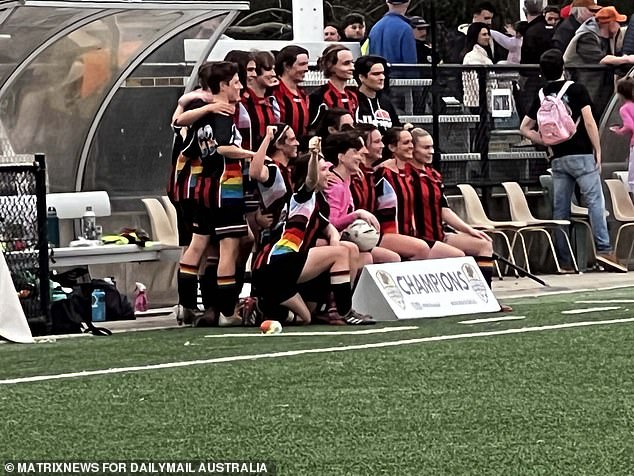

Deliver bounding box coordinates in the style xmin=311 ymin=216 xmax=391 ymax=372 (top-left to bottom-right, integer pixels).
xmin=204 ymin=326 xmax=419 ymax=338
xmin=575 ymin=300 xmax=634 ymax=304
xmin=3 ymin=317 xmax=634 ymax=385
xmin=562 ymin=307 xmax=621 ymax=314
xmin=459 ymin=316 xmax=526 ymax=324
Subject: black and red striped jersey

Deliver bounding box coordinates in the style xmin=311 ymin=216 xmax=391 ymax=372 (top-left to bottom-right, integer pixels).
xmin=273 ymin=80 xmax=310 ymax=139
xmin=379 ymin=164 xmax=416 ymax=237
xmin=350 ymin=162 xmax=377 ymax=213
xmin=183 ymin=108 xmax=243 ymax=209
xmin=410 ymin=164 xmax=448 ymax=242
xmin=374 ymin=168 xmax=399 ymax=235
xmin=168 ymin=99 xmax=206 ymax=202
xmin=241 ymin=88 xmax=281 ymax=151
xmin=252 ymin=186 xmax=330 ymax=270
xmin=308 ymin=82 xmax=359 ymax=124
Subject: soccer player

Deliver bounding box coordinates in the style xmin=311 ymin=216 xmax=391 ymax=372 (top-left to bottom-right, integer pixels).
xmin=353 ymin=55 xmax=400 ymax=132
xmin=179 ymin=61 xmax=255 ymax=326
xmin=273 ymin=46 xmax=310 ymax=141
xmin=251 ymin=137 xmax=375 ymax=325
xmin=309 ymin=44 xmax=358 ymax=122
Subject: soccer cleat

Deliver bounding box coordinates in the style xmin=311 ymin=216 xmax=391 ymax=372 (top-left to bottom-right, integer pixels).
xmin=218 ymin=313 xmax=243 ymax=327
xmin=343 ymin=309 xmax=376 ymax=325
xmin=237 ymin=297 xmax=263 ymax=327
xmin=193 ymin=307 xmax=217 ymax=327
xmin=176 ymin=305 xmax=197 ymax=326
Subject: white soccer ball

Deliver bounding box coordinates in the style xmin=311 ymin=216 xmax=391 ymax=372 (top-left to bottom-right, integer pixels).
xmin=342 ymin=219 xmax=380 ymax=252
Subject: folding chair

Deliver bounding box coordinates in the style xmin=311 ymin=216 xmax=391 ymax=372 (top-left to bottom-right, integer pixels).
xmin=501 ymin=181 xmax=577 ymax=273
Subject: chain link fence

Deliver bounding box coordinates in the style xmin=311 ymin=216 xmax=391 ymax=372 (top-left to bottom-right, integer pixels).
xmin=0 ymin=154 xmax=50 ymax=334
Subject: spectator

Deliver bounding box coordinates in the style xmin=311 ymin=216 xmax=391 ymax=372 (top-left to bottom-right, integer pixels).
xmin=340 ymin=13 xmax=366 ymax=42
xmin=309 ymin=44 xmax=358 ymax=123
xmin=448 ymin=2 xmax=498 ymax=63
xmin=544 ymin=6 xmax=562 ymax=26
xmin=410 ymin=16 xmax=433 ymax=64
xmin=367 ymin=0 xmax=416 ymax=65
xmin=273 ymin=46 xmax=310 ymax=141
xmin=521 ymin=0 xmax=556 ymax=67
xmin=520 ymin=49 xmax=626 ymax=272
xmin=490 ymin=21 xmax=527 ymax=64
xmin=564 ymin=6 xmax=628 ymax=114
xmin=353 ymin=55 xmax=401 ymax=132
xmin=324 ymin=24 xmax=341 ymax=42
xmin=624 ymin=15 xmax=634 ymax=55
xmin=609 ymin=77 xmax=634 ymax=194
xmin=552 ymin=0 xmax=602 ymax=53
xmin=461 ymin=22 xmax=493 ymax=109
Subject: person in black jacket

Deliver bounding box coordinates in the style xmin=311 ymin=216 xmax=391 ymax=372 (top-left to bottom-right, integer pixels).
xmin=353 ymin=55 xmax=401 ymax=133
xmin=551 ymin=0 xmax=601 ymax=52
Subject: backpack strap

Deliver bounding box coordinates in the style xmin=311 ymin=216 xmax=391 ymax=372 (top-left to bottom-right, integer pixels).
xmin=556 ymin=80 xmax=574 ymax=100
xmin=82 ymin=321 xmax=112 ymax=336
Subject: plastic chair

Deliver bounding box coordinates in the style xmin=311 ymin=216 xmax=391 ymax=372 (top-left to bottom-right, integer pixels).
xmin=141 ymin=198 xmax=177 ymax=246
xmin=604 ymin=179 xmax=634 ymax=268
xmin=457 ymin=183 xmax=528 ymax=276
xmin=501 ymin=181 xmax=577 ymax=273
xmin=539 ymin=174 xmax=608 ymax=271
xmin=160 ymin=196 xmax=178 ymax=240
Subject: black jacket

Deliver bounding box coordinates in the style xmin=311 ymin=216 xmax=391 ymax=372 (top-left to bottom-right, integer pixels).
xmin=521 ymin=15 xmax=555 ymax=65
xmin=552 ymin=15 xmax=581 ymax=53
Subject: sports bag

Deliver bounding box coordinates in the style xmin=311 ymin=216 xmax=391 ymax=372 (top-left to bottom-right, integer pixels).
xmin=537 ymin=80 xmax=578 ymax=145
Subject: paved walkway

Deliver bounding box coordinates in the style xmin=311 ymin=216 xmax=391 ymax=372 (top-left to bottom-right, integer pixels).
xmin=98 ymin=270 xmax=634 ymax=334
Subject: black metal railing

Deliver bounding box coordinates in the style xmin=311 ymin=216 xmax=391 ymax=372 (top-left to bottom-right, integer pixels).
xmin=0 ymin=154 xmax=50 ymax=334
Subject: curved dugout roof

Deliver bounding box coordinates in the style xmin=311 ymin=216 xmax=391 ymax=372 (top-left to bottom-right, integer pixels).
xmin=0 ymin=0 xmax=249 ymax=193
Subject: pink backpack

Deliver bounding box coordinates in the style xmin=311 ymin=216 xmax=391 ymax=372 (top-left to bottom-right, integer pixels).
xmin=537 ymin=81 xmax=579 ymax=146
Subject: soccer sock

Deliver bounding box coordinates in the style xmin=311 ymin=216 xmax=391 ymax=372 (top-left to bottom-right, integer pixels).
xmin=178 ymin=263 xmax=198 ymax=309
xmin=475 ymin=256 xmax=494 ymax=289
xmin=217 ymin=275 xmax=240 ymax=317
xmin=331 ymin=270 xmax=352 ymax=316
xmin=199 ymin=256 xmax=219 ymax=309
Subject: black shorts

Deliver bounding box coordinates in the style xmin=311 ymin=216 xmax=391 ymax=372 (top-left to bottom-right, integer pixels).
xmin=192 ymin=204 xmax=248 ymax=239
xmin=214 ymin=205 xmax=248 ymax=239
xmin=174 ymin=199 xmax=195 ymax=246
xmin=252 ymin=252 xmax=308 ymax=304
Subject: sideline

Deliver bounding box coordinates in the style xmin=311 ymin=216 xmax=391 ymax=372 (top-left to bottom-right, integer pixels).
xmin=204 ymin=326 xmax=419 ymax=338
xmin=3 ymin=317 xmax=634 ymax=385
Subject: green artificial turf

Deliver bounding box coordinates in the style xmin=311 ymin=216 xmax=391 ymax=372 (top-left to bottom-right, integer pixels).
xmin=1 ymin=287 xmax=633 ymax=475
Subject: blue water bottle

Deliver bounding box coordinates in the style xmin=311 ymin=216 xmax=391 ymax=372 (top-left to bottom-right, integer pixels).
xmin=91 ymin=289 xmax=106 ymax=322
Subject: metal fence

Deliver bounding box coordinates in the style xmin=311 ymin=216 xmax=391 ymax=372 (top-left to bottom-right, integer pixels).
xmin=0 ymin=154 xmax=49 ymax=334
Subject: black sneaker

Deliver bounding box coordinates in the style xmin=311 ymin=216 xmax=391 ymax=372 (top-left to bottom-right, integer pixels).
xmin=343 ymin=309 xmax=376 ymax=325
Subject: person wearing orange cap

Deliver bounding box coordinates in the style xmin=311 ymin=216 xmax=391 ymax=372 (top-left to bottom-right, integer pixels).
xmin=552 ymin=0 xmax=602 ymax=52
xmin=563 ymin=5 xmax=629 ymax=114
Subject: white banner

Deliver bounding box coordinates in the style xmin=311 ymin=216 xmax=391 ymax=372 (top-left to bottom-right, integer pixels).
xmin=353 ymin=257 xmax=500 ymax=320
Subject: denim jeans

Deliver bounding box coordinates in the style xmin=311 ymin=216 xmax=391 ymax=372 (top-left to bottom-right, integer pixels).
xmin=551 ymin=154 xmax=612 ymax=264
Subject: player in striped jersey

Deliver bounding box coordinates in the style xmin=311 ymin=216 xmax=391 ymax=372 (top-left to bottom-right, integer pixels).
xmin=408 ymin=128 xmax=513 ymax=311
xmin=273 ymin=46 xmax=310 ymax=142
xmin=323 ymin=131 xmax=400 ymax=265
xmin=352 ymin=124 xmax=432 ymax=261
xmin=249 ymin=124 xmax=298 ymax=250
xmin=309 ymin=44 xmax=359 ymax=124
xmin=169 ymin=63 xmax=235 ymax=325
xmin=252 ymin=137 xmax=375 ymax=325
xmin=178 ymin=62 xmax=256 ymax=327
xmin=241 ymin=51 xmax=281 ymax=152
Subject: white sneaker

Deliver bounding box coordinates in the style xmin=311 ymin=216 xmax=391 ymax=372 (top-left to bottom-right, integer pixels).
xmin=218 ymin=313 xmax=243 ymax=327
